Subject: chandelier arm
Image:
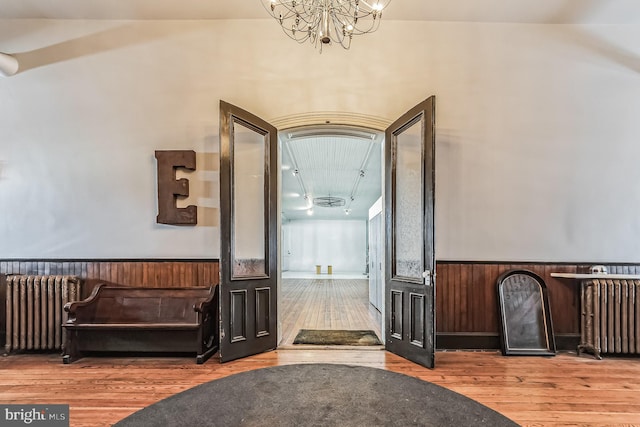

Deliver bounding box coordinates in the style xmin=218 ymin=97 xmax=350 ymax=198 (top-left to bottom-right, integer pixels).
xmin=280 ymin=28 xmax=312 ymax=43
xmin=333 ymin=0 xmax=389 ymax=16
xmin=262 ymin=1 xmax=311 ymax=24
xmin=328 ymin=13 xmax=348 ymax=48
xmin=270 ymin=3 xmax=322 ymax=43
xmin=330 ymin=9 xmax=383 ymax=35
xmin=267 ymin=1 xmax=322 ymax=19
xmin=340 ymin=19 xmax=382 ymax=35
xmin=261 ymin=0 xmax=391 ymax=51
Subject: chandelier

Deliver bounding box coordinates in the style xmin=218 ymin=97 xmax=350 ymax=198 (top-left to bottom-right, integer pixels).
xmin=261 ymin=0 xmax=392 ymax=51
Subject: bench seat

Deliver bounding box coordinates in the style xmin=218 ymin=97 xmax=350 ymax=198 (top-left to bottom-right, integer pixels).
xmin=66 ymin=323 xmax=201 ymax=329
xmin=62 ymin=284 xmax=218 ymax=364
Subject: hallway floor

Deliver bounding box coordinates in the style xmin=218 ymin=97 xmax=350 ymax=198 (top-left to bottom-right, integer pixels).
xmin=282 ymin=271 xmax=368 ymax=279
xmin=279 ymin=277 xmax=382 ymax=347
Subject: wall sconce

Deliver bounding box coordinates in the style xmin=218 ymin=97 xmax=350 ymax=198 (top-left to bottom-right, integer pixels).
xmin=0 ymin=53 xmax=19 ymax=77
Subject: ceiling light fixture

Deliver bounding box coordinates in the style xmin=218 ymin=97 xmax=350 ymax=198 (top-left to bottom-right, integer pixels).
xmin=0 ymin=53 xmax=19 ymax=77
xmin=285 ymin=141 xmax=310 ymax=204
xmin=261 ymin=0 xmax=392 ymax=51
xmin=313 ymin=196 xmax=346 ymax=208
xmin=344 ymin=141 xmax=375 ymax=213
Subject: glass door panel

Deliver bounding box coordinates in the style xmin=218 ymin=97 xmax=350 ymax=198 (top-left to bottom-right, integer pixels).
xmin=232 ymin=120 xmax=268 ymax=279
xmin=393 ymin=118 xmax=423 ymax=282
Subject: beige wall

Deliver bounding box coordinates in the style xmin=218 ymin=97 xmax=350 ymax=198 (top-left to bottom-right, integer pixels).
xmin=1 ymin=19 xmax=639 ymax=261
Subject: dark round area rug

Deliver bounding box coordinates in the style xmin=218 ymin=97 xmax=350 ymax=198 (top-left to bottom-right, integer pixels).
xmin=114 ymin=363 xmax=519 ymax=426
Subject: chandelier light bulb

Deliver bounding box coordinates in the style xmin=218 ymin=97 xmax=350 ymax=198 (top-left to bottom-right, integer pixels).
xmin=261 ymin=0 xmax=392 ymax=51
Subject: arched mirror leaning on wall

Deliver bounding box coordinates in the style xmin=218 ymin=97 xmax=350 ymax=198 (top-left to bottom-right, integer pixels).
xmin=497 ymin=270 xmax=556 ymax=356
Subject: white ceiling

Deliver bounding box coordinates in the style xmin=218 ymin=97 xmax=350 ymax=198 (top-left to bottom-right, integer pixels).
xmin=0 ymin=0 xmax=639 ymax=24
xmin=281 ymin=127 xmax=383 ymax=221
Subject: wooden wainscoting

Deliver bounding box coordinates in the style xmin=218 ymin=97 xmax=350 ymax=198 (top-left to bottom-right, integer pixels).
xmin=2 ymin=259 xmax=639 ymax=350
xmin=0 ymin=260 xmax=220 ymax=347
xmin=436 ymin=262 xmax=584 ymax=350
xmin=0 ymin=259 xmax=219 ymax=291
xmin=435 ymin=262 xmax=640 ymax=349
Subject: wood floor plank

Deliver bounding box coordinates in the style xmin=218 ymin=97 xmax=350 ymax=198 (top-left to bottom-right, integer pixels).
xmin=280 ymin=278 xmax=382 ymax=346
xmin=1 ymin=351 xmax=640 ymax=426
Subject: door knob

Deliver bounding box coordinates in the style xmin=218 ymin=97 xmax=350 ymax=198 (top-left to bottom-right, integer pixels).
xmin=423 ymin=270 xmax=431 ymax=286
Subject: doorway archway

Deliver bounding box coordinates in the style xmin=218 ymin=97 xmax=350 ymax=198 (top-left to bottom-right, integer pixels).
xmin=270 ymin=111 xmax=391 ymax=132
xmin=276 ymin=121 xmax=386 ymax=347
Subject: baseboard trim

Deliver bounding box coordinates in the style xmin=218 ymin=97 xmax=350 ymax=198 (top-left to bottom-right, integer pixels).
xmin=436 ymin=332 xmax=580 ymax=352
xmin=436 ymin=333 xmax=500 ymax=350
xmin=0 ymin=332 xmax=582 ymax=354
xmin=554 ymin=334 xmax=581 ymax=351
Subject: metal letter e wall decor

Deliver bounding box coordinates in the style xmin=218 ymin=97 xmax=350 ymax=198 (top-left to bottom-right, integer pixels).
xmin=155 ymin=150 xmax=197 ymax=225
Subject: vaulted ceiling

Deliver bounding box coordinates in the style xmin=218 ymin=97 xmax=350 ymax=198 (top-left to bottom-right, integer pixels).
xmin=1 ymin=0 xmax=639 ymax=24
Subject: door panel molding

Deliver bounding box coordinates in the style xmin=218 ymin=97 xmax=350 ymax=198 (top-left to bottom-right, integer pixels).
xmin=229 ymin=289 xmax=247 ymax=343
xmin=410 ymin=292 xmax=425 ymax=347
xmin=390 ymin=290 xmax=403 ymax=339
xmin=255 ymin=287 xmax=271 ymax=338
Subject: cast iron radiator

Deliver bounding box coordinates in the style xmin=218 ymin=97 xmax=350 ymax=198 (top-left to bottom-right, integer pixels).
xmin=579 ymin=278 xmax=640 ymax=359
xmin=4 ymin=275 xmax=81 ymax=354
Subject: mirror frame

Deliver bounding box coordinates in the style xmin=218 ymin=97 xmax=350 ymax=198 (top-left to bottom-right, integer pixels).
xmin=496 ymin=269 xmax=556 ymax=356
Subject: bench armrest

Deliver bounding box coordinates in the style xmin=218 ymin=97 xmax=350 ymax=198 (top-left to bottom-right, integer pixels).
xmin=64 ymin=282 xmax=107 ymax=317
xmin=194 ymin=284 xmax=219 ymax=313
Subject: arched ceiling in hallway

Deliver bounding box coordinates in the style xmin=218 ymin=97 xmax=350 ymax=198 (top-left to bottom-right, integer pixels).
xmin=281 ymin=126 xmax=383 ymax=221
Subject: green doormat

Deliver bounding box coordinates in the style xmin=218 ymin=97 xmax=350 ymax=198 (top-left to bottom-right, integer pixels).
xmin=293 ymin=329 xmax=382 ymax=346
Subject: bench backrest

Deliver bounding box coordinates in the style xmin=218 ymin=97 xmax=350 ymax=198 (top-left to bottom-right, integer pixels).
xmin=74 ymin=287 xmax=213 ymax=324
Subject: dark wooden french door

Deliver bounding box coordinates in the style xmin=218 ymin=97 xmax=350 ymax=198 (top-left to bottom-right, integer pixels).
xmin=384 ymin=97 xmax=436 ymax=368
xmin=219 ymin=101 xmax=278 ymax=362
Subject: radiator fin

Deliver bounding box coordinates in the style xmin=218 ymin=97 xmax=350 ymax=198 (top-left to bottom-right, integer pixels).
xmin=580 ymin=279 xmax=640 ymax=358
xmin=4 ymin=275 xmax=80 ymax=353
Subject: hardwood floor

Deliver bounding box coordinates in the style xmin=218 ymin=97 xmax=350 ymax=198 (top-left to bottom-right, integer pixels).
xmin=279 ymin=278 xmax=382 ymax=346
xmin=2 ymin=280 xmax=639 ymax=426
xmin=1 ymin=351 xmax=640 ymax=426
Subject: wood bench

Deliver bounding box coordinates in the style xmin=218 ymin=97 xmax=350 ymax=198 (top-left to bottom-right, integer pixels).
xmin=62 ymin=284 xmax=218 ymax=364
